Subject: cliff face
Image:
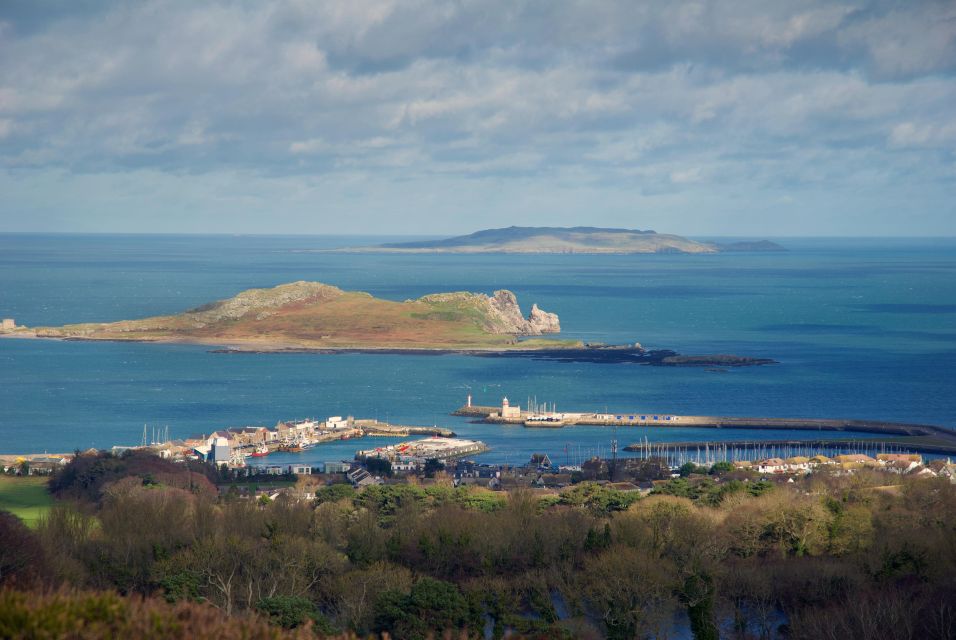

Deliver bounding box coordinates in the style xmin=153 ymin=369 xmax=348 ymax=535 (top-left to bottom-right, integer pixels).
xmin=528 ymin=303 xmax=561 ymax=334
xmin=417 ymin=289 xmax=560 ymax=336
xmin=487 ymin=290 xmax=560 ymax=335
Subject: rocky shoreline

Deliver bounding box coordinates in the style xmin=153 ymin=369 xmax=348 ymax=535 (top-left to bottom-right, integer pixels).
xmin=208 ymin=344 xmax=776 ymax=366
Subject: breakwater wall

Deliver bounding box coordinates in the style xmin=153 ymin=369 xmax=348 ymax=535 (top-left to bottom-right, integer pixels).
xmin=456 ymin=404 xmax=951 ymax=437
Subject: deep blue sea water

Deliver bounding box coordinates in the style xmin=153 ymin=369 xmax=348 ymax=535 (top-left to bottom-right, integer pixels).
xmin=1 ymin=234 xmax=954 ymax=465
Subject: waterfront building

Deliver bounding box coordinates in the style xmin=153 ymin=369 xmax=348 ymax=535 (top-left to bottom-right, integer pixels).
xmin=500 ymin=397 xmax=521 ymax=419
xmin=212 ymin=437 xmax=232 ymax=464
xmin=1 ymin=318 xmax=14 ymax=331
xmin=324 ymin=461 xmax=352 ymax=474
xmin=326 ymin=416 xmax=350 ymax=430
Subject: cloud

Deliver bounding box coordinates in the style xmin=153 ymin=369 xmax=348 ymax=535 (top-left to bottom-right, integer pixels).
xmin=0 ymin=0 xmax=954 ymax=234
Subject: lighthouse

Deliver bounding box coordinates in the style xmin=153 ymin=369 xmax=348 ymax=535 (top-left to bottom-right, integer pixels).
xmin=466 ymin=394 xmax=472 ymax=408
xmin=501 ymin=396 xmax=521 ymax=419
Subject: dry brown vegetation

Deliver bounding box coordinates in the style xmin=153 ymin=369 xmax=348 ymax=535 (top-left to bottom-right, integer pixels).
xmin=30 ymin=282 xmax=578 ymax=350
xmin=2 ymin=454 xmax=956 ymax=639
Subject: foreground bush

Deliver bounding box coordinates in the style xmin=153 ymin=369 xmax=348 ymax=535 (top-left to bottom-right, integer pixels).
xmin=0 ymin=589 xmax=321 ymax=639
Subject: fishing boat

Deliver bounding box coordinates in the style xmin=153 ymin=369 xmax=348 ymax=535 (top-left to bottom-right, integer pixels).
xmin=249 ymin=444 xmax=269 ymax=457
xmin=279 ymin=443 xmax=303 ymax=453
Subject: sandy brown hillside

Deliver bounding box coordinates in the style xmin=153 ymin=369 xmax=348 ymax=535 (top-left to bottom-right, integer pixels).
xmin=26 ymin=281 xmax=574 ymax=351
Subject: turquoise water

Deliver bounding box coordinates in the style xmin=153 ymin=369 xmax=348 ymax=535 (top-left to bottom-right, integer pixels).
xmin=1 ymin=234 xmax=954 ymax=464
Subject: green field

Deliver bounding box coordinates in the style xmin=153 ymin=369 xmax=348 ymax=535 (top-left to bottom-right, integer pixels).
xmin=0 ymin=475 xmax=53 ymax=527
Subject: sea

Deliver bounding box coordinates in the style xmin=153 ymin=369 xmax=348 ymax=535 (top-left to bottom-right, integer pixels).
xmin=1 ymin=233 xmax=954 ymax=467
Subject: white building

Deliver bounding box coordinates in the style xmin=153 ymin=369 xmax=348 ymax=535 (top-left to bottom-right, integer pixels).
xmin=324 ymin=461 xmax=352 ymax=474
xmin=288 ymin=464 xmax=312 ymax=475
xmin=501 ymin=397 xmax=521 ymax=419
xmin=212 ymin=437 xmax=232 ymax=464
xmin=327 ymin=416 xmax=350 ymax=430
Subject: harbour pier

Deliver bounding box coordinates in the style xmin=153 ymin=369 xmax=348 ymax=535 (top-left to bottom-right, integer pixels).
xmin=454 ymin=396 xmax=956 ymax=454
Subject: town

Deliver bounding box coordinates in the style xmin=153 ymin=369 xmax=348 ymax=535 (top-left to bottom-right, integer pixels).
xmin=4 ymin=408 xmax=955 ymax=506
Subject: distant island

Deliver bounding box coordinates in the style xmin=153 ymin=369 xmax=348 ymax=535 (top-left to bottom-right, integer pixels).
xmin=2 ymin=280 xmax=775 ymax=365
xmin=327 ymin=226 xmax=786 ymax=254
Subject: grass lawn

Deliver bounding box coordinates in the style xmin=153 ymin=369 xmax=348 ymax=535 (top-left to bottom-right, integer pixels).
xmin=0 ymin=475 xmax=53 ymax=527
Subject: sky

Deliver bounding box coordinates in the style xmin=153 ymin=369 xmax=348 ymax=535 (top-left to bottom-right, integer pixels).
xmin=0 ymin=0 xmax=954 ymax=236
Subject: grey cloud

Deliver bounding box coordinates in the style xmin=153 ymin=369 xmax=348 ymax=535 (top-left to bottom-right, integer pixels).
xmin=0 ymin=0 xmax=953 ymax=234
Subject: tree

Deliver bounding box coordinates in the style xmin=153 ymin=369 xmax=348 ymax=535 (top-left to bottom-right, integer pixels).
xmin=0 ymin=511 xmax=46 ymax=586
xmin=364 ymin=458 xmax=392 ymax=477
xmin=373 ymin=577 xmax=478 ymax=640
xmin=709 ymin=461 xmax=734 ymax=475
xmin=255 ymin=595 xmax=332 ymax=632
xmin=422 ymin=458 xmax=444 ymax=478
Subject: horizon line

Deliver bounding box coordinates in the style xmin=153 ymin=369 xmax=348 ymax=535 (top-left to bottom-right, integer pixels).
xmin=1 ymin=231 xmax=955 ymax=240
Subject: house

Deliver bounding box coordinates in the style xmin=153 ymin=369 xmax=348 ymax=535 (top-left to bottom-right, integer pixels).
xmin=24 ymin=456 xmax=69 ymax=475
xmin=288 ymin=464 xmax=312 ymax=475
xmin=347 ymin=467 xmax=380 ymax=487
xmin=936 ymin=462 xmax=956 ymax=484
xmin=785 ymin=456 xmax=810 ymax=472
xmin=539 ymin=473 xmax=572 ymax=488
xmin=756 ymin=458 xmax=788 ymax=474
xmin=884 ymin=460 xmax=917 ymax=475
xmin=455 ymin=476 xmax=494 ymax=488
xmin=834 ymin=454 xmax=878 ymax=470
xmin=809 ymin=454 xmax=834 ymax=466
xmin=878 ymin=454 xmax=921 ymax=473
xmin=529 ymin=453 xmax=553 ymax=469
xmin=877 ymin=453 xmax=922 ymax=470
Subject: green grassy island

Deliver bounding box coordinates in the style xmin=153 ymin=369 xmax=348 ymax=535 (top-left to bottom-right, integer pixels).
xmin=15 ymin=281 xmax=577 ymax=352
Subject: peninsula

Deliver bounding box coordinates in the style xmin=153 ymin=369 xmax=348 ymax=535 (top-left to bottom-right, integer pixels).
xmin=9 ymin=281 xmax=573 ymax=351
xmin=327 ymin=226 xmax=786 ymax=254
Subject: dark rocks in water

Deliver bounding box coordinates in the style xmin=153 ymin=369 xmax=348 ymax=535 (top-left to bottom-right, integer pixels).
xmin=713 ymin=240 xmax=786 ymax=252
xmin=657 ymin=354 xmax=777 ymax=367
xmin=208 ymin=344 xmax=777 ymax=366
xmin=474 ymin=346 xmax=776 ymax=366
